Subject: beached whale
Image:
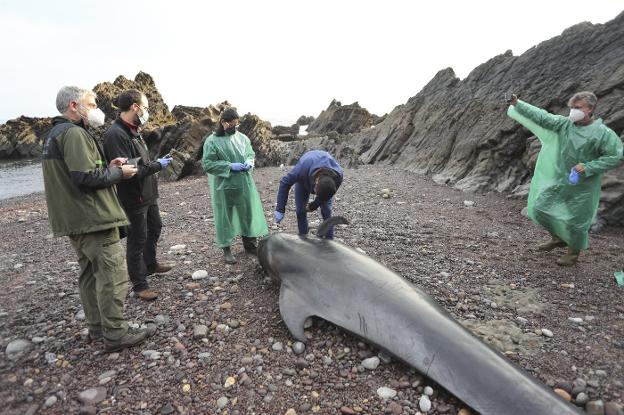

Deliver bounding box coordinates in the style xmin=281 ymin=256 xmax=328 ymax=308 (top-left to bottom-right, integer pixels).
xmin=257 ymin=223 xmax=582 ymax=415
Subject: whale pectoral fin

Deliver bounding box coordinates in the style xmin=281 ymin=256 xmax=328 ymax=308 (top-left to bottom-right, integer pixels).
xmin=279 ymin=283 xmax=312 ymax=343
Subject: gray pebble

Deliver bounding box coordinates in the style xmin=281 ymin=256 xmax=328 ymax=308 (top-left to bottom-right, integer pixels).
xmin=292 ymin=341 xmax=306 ymax=355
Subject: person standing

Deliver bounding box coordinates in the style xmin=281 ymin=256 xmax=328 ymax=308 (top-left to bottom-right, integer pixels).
xmin=507 ymin=91 xmax=622 ymax=266
xmin=103 ymin=89 xmax=173 ymax=301
xmin=201 ymin=108 xmax=268 ymax=263
xmin=42 ymin=86 xmax=147 ymax=351
xmin=274 ymin=150 xmax=343 ymax=239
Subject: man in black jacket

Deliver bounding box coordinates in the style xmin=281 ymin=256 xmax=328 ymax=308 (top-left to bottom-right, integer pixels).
xmin=103 ymin=89 xmax=173 ymax=301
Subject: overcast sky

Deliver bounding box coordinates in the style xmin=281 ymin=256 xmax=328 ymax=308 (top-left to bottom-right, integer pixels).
xmin=0 ymin=0 xmax=622 ymax=125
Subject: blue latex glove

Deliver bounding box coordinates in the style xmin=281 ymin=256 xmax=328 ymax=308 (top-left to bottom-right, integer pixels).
xmin=230 ymin=163 xmax=246 ymax=172
xmin=157 ymin=156 xmax=173 ymax=168
xmin=569 ymin=167 xmax=580 ymax=185
xmin=274 ymin=211 xmax=284 ymax=223
xmin=243 ymin=162 xmax=253 ymax=171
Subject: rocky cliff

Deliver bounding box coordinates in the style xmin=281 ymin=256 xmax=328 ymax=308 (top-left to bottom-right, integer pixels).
xmin=338 ymin=12 xmax=624 ymax=227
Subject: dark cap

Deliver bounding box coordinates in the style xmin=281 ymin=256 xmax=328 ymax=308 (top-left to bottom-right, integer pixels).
xmin=221 ymin=108 xmax=239 ymax=122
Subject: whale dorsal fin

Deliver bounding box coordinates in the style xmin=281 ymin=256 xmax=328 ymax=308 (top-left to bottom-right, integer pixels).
xmin=316 ymin=216 xmax=349 ymax=238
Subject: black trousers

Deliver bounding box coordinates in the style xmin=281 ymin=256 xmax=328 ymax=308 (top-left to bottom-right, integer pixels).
xmin=125 ymin=202 xmax=162 ymax=292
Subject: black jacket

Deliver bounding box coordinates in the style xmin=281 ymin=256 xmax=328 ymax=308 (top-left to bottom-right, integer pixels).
xmin=102 ymin=118 xmax=162 ymax=209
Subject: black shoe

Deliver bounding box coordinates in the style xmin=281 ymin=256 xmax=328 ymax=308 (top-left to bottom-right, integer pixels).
xmin=223 ymin=247 xmax=237 ymax=264
xmin=104 ymin=328 xmax=148 ymax=353
xmin=242 ymin=237 xmax=258 ymax=255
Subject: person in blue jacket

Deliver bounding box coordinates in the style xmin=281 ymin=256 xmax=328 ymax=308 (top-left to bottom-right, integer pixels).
xmin=274 ymin=150 xmax=343 ymax=239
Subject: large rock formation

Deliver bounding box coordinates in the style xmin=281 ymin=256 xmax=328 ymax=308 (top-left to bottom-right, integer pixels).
xmin=0 ymin=116 xmax=52 ymax=158
xmin=343 ymin=12 xmax=624 ymax=227
xmin=93 ymin=71 xmax=175 ymax=128
xmin=306 ymin=100 xmax=374 ymax=135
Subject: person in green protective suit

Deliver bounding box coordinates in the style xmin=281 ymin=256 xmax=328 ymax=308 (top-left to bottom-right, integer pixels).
xmin=202 ymin=108 xmax=269 ymax=264
xmin=507 ymin=91 xmax=623 ymax=266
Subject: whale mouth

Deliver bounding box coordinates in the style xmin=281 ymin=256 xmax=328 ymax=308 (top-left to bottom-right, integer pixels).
xmin=316 ymin=216 xmax=349 ymax=238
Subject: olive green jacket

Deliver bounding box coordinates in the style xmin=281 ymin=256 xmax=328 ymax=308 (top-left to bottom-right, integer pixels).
xmin=42 ymin=117 xmax=128 ymax=236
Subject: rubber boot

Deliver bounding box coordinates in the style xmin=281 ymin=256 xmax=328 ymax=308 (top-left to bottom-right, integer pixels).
xmin=242 ymin=236 xmax=258 ymax=255
xmin=557 ymin=247 xmax=580 ymax=266
xmin=223 ymin=247 xmax=237 ymax=264
xmin=537 ymin=235 xmax=567 ymax=252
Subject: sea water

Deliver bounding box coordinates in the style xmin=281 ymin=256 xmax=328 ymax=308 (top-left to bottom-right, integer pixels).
xmin=0 ymin=159 xmax=44 ymax=200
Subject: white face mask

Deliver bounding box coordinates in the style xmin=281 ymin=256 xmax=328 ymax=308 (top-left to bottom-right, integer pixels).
xmin=138 ymin=108 xmax=149 ymax=125
xmin=78 ymin=105 xmax=106 ymax=127
xmin=568 ymin=108 xmax=585 ymax=123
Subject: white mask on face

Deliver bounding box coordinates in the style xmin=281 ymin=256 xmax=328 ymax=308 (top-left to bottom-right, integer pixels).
xmin=88 ymin=108 xmax=106 ymax=127
xmin=568 ymin=108 xmax=585 ymax=123
xmin=138 ymin=108 xmax=149 ymax=125
xmin=77 ymin=104 xmax=106 ymax=127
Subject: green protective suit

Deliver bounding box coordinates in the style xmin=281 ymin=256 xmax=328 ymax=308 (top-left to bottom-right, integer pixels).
xmin=202 ymin=131 xmax=269 ymax=248
xmin=508 ymin=100 xmax=623 ymax=250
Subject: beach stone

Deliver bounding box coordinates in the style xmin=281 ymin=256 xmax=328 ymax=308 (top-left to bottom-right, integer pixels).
xmin=193 ymin=325 xmax=208 ymax=339
xmin=376 ymin=387 xmax=397 ymax=399
xmin=160 ymin=403 xmax=174 ymax=414
xmin=387 ymin=402 xmax=403 ymax=414
xmin=216 ymin=396 xmax=228 ymax=409
xmin=5 ymin=339 xmax=32 ymax=360
xmin=541 ymin=329 xmax=553 ymax=338
xmin=170 ymin=244 xmax=186 ymax=253
xmin=191 ymin=270 xmax=208 ymax=280
xmin=79 ymin=406 xmax=97 ymax=415
xmin=586 ymin=400 xmax=605 ymax=415
xmin=78 ymin=387 xmax=107 ymax=405
xmin=272 ymin=342 xmax=283 ymax=351
xmin=75 ymin=310 xmax=85 ymax=320
xmin=424 ymin=386 xmax=434 ymax=396
xmin=568 ymin=317 xmax=584 ymax=324
xmin=340 ymin=406 xmax=357 ymax=414
xmin=554 ymin=388 xmax=571 ymax=401
xmin=605 ymin=402 xmax=624 ymax=415
xmin=575 ymin=392 xmax=589 ymax=405
xmin=362 ymin=356 xmax=380 ymax=370
xmin=419 ymin=395 xmax=432 ymax=412
xmin=555 ymin=380 xmax=572 ymax=393
xmin=44 ymin=396 xmax=57 ymax=407
xmin=292 ymin=341 xmax=305 ymax=355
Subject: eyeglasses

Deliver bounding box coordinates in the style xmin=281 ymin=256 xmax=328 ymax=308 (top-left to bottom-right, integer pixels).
xmin=135 ymin=103 xmax=150 ymax=112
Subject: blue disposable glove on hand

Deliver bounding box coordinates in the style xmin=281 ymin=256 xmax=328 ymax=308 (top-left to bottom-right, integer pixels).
xmin=243 ymin=162 xmax=253 ymax=171
xmin=157 ymin=156 xmax=173 ymax=168
xmin=230 ymin=163 xmax=246 ymax=172
xmin=274 ymin=211 xmax=284 ymax=223
xmin=569 ymin=167 xmax=580 ymax=185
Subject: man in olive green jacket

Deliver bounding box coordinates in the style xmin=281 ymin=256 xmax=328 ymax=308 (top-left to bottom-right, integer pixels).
xmin=42 ymin=86 xmax=147 ymax=352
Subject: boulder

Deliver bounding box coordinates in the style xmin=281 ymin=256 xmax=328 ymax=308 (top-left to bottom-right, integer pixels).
xmin=93 ymin=71 xmax=175 ymax=128
xmin=296 ymin=115 xmax=315 ymax=126
xmin=307 ymin=100 xmax=374 ymax=135
xmin=0 ymin=116 xmax=52 ymax=158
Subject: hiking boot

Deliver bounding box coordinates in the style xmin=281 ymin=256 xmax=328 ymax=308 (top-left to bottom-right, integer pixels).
xmin=223 ymin=247 xmax=237 ymax=264
xmin=557 ymin=248 xmax=580 ymax=266
xmin=242 ymin=236 xmax=258 ymax=255
xmin=147 ymin=262 xmax=173 ymax=275
xmin=88 ymin=328 xmax=103 ymax=342
xmin=136 ymin=289 xmax=158 ymax=301
xmin=537 ymin=236 xmax=567 ymax=252
xmin=104 ymin=328 xmax=148 ymax=353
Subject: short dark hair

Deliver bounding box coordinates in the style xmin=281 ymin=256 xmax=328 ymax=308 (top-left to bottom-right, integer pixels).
xmin=117 ymin=89 xmax=145 ymax=112
xmin=316 ymin=175 xmax=337 ymax=201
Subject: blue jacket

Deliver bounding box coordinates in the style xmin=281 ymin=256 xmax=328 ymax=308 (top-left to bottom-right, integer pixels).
xmin=276 ymin=150 xmax=343 ymax=213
